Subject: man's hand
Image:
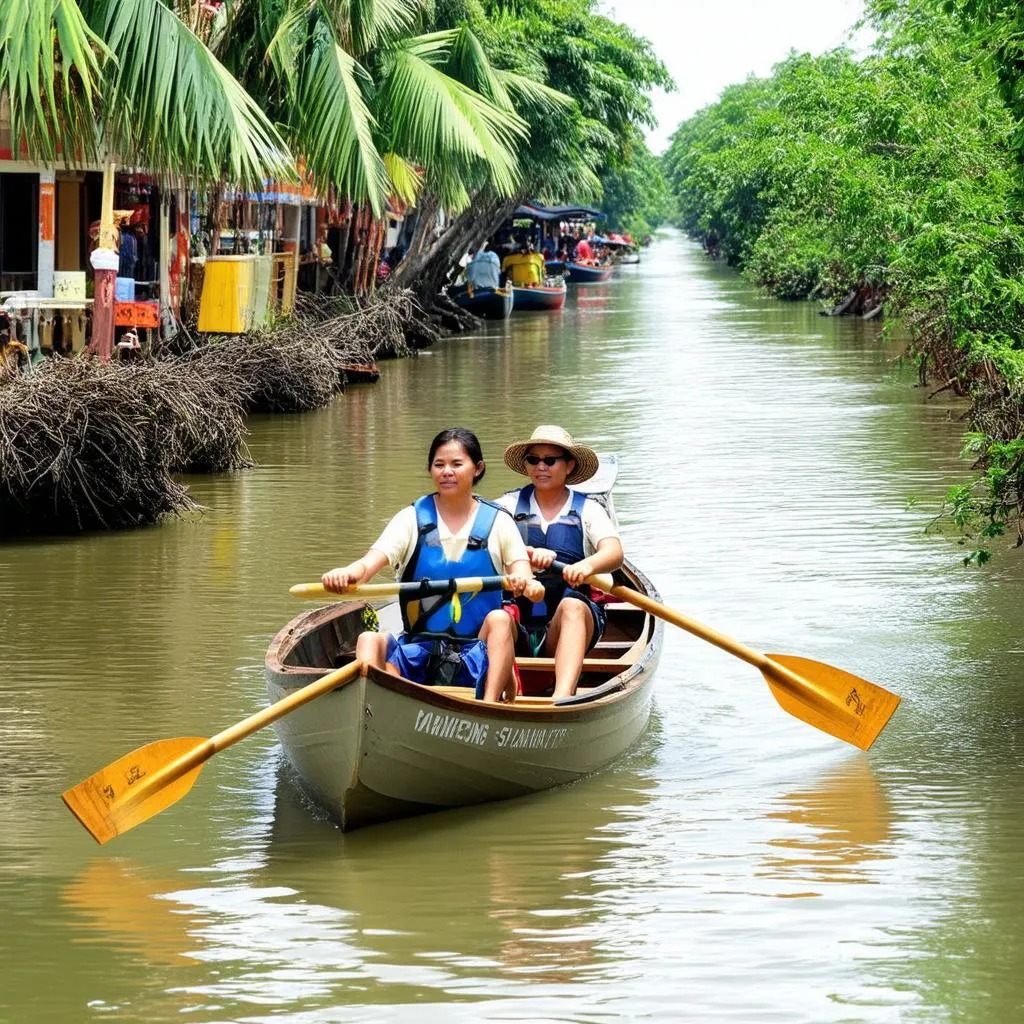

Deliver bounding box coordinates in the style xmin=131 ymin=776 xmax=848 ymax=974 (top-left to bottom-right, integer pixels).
xmin=527 ymin=546 xmax=557 ymax=571
xmin=562 ymin=559 xmax=595 ymax=588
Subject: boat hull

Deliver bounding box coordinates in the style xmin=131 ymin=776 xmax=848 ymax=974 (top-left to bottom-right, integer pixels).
xmin=450 ymin=285 xmax=513 ymax=320
xmin=566 ymin=262 xmax=614 ymax=283
xmin=265 ymin=562 xmax=662 ymax=831
xmin=511 ymin=283 xmax=567 ymax=311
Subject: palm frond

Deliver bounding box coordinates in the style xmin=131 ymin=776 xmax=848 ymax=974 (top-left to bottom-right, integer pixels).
xmin=296 ymin=31 xmax=389 ymax=213
xmin=317 ymin=0 xmax=425 ymax=57
xmin=382 ymin=36 xmax=528 ymax=200
xmin=495 ymin=68 xmax=575 ymax=116
xmin=0 ymin=0 xmax=108 ymax=162
xmin=264 ymin=0 xmax=309 ymax=102
xmin=382 ymin=150 xmax=422 ymax=206
xmin=81 ymin=0 xmax=291 ymax=183
xmin=443 ymin=27 xmax=511 ymax=111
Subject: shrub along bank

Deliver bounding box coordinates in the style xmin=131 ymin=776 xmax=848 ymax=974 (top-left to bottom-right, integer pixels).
xmin=662 ymin=0 xmax=1024 ymax=562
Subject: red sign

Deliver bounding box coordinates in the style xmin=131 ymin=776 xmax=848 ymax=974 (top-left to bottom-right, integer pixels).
xmin=39 ymin=183 xmax=54 ymax=242
xmin=114 ymin=301 xmax=160 ymax=328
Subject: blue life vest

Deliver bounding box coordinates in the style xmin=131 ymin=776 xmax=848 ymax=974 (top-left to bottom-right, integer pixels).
xmin=399 ymin=495 xmax=505 ymax=640
xmin=512 ymin=485 xmax=588 ymax=628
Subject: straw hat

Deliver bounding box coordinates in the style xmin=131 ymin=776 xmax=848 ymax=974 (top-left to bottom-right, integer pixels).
xmin=503 ymin=425 xmax=599 ymax=485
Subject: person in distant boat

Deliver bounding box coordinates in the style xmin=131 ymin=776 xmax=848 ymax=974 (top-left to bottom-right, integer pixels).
xmin=497 ymin=426 xmax=623 ymax=699
xmin=501 ymin=239 xmax=545 ymax=288
xmin=573 ymin=234 xmax=595 ymax=263
xmin=322 ymin=427 xmax=543 ymax=703
xmin=465 ymin=243 xmax=501 ymax=292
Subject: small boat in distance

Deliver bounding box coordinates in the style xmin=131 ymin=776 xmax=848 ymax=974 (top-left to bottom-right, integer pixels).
xmin=512 ymin=279 xmax=567 ymax=311
xmin=265 ymin=456 xmax=663 ymax=832
xmin=340 ymin=362 xmax=381 ymax=385
xmin=565 ymin=262 xmax=614 ymax=283
xmin=449 ymin=284 xmax=514 ymax=320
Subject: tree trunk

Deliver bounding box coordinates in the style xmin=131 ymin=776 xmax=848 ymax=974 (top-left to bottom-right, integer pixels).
xmin=388 ymin=192 xmax=522 ymax=304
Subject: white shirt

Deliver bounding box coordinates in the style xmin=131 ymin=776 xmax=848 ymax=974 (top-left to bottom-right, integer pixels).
xmin=370 ymin=498 xmax=528 ymax=576
xmin=496 ymin=489 xmax=618 ymax=558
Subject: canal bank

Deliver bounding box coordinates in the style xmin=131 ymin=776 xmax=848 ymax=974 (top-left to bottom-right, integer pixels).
xmin=4 ymin=232 xmax=1024 ymax=1022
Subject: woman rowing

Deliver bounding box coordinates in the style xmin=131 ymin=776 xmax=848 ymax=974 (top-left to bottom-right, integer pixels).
xmin=497 ymin=426 xmax=624 ymax=699
xmin=322 ymin=427 xmax=542 ymax=703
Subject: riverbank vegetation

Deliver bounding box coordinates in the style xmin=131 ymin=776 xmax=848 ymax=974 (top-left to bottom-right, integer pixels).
xmin=388 ymin=0 xmax=673 ymax=296
xmin=662 ymin=0 xmax=1024 ymax=562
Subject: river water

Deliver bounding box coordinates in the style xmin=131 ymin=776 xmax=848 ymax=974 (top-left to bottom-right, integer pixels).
xmin=3 ymin=232 xmax=1024 ymax=1023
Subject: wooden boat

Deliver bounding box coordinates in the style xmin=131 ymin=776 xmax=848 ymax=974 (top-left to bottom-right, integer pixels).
xmin=511 ymin=280 xmax=567 ymax=311
xmin=340 ymin=362 xmax=380 ymax=385
xmin=566 ymin=261 xmax=614 ymax=283
xmin=264 ymin=457 xmax=662 ymax=832
xmin=449 ymin=284 xmax=514 ymax=320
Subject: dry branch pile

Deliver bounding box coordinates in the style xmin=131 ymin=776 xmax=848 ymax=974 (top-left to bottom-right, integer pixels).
xmin=0 ymin=359 xmax=249 ymax=535
xmin=0 ymin=289 xmax=444 ymax=535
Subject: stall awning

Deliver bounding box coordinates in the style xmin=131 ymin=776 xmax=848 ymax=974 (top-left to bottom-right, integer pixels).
xmin=513 ymin=202 xmax=605 ymax=222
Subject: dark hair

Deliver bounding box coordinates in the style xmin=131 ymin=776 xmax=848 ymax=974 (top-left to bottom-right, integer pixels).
xmin=427 ymin=427 xmax=486 ymax=483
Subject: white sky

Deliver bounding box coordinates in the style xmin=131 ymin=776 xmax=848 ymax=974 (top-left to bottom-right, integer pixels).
xmin=604 ymin=0 xmax=869 ymax=153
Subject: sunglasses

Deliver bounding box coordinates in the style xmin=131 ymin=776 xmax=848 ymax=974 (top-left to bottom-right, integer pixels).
xmin=524 ymin=454 xmax=567 ymax=466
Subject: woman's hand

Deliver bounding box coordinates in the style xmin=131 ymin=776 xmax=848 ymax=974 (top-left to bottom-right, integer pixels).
xmin=527 ymin=546 xmax=557 ymax=571
xmin=506 ymin=574 xmax=545 ymax=604
xmin=322 ymin=561 xmax=365 ymax=593
xmin=562 ymin=559 xmax=595 ymax=588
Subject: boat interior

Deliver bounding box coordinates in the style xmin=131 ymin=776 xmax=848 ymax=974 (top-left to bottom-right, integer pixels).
xmin=279 ymin=574 xmax=656 ymax=709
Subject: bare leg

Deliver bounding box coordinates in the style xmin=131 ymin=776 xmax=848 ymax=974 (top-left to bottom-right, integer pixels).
xmin=480 ymin=609 xmax=517 ymax=703
xmin=355 ymin=630 xmax=390 ymax=671
xmin=545 ymin=599 xmax=595 ymax=699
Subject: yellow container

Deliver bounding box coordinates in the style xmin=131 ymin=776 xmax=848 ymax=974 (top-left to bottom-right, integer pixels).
xmin=197 ymin=256 xmax=254 ymax=333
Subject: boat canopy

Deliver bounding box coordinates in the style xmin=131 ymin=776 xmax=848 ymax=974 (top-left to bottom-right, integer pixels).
xmin=514 ymin=202 xmax=605 ymax=222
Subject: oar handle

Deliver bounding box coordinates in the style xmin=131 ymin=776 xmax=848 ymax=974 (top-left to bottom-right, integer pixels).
xmin=291 ymin=576 xmax=509 ymax=600
xmin=122 ymin=661 xmax=364 ymax=810
xmin=545 ymin=560 xmax=616 ymax=592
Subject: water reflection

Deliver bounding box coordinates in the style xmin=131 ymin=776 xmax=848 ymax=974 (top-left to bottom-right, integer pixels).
xmin=60 ymin=738 xmax=659 ymax=1018
xmin=759 ymin=757 xmax=894 ymax=886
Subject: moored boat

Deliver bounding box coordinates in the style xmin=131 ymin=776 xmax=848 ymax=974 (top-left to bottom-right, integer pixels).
xmin=512 ymin=279 xmax=567 ymax=311
xmin=449 ymin=284 xmax=514 ymax=320
xmin=340 ymin=362 xmax=381 ymax=385
xmin=565 ymin=262 xmax=614 ymax=283
xmin=264 ymin=455 xmax=662 ymax=832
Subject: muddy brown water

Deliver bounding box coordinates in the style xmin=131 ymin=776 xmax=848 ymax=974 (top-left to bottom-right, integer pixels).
xmin=3 ymin=232 xmax=1024 ymax=1022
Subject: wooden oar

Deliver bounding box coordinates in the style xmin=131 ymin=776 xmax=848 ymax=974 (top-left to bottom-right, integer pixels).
xmin=290 ymin=574 xmax=557 ymax=601
xmin=552 ymin=562 xmax=899 ymax=751
xmin=63 ymin=660 xmax=364 ymax=845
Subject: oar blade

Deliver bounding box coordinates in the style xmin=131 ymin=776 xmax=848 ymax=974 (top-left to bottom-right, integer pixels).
xmin=62 ymin=737 xmax=206 ymax=845
xmin=763 ymin=654 xmax=900 ymax=751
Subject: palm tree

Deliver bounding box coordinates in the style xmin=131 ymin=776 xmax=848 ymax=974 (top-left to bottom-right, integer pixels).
xmin=1 ymin=0 xmax=291 ymax=184
xmin=214 ymin=0 xmax=568 ymax=216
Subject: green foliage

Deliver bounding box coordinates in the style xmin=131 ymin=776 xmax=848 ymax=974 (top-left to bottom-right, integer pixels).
xmin=662 ymin=0 xmax=1024 ymax=560
xmin=599 ymin=135 xmax=670 ymax=237
xmin=462 ymin=0 xmax=673 ymax=200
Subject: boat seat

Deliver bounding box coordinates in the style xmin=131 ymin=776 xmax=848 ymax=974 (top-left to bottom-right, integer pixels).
xmin=515 ymin=656 xmax=625 ymax=674
xmin=591 ymin=640 xmax=634 ymax=656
